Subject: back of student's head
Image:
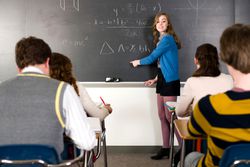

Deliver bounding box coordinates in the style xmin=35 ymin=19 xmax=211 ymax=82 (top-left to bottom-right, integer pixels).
xmin=192 ymin=43 xmax=220 ymax=77
xmin=220 ymin=24 xmax=250 ymax=73
xmin=49 ymin=52 xmax=79 ymax=95
xmin=15 ymin=36 xmax=51 ymax=69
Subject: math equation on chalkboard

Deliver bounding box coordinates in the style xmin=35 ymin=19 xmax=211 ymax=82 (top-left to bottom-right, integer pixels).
xmin=0 ymin=0 xmax=238 ymax=81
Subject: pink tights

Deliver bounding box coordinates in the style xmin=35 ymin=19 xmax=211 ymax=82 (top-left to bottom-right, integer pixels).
xmin=157 ymin=94 xmax=182 ymax=148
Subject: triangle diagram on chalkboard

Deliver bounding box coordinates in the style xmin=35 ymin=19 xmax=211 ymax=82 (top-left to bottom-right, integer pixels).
xmin=99 ymin=41 xmax=114 ymax=55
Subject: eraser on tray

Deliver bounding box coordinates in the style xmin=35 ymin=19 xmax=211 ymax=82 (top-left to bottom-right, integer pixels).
xmin=105 ymin=77 xmax=120 ymax=82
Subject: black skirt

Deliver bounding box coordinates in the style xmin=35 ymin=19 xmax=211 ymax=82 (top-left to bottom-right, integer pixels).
xmin=156 ymin=69 xmax=180 ymax=96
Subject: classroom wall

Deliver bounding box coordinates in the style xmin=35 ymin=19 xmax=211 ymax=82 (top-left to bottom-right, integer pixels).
xmin=82 ymin=82 xmax=179 ymax=146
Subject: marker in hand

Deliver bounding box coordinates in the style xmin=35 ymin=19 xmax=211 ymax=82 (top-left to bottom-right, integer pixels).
xmin=100 ymin=96 xmax=106 ymax=105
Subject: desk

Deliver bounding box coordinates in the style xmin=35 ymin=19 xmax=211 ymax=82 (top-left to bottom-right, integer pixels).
xmin=87 ymin=117 xmax=102 ymax=138
xmin=63 ymin=117 xmax=102 ymax=167
xmin=174 ymin=119 xmax=199 ymax=167
xmin=174 ymin=119 xmax=195 ymax=140
xmin=87 ymin=118 xmax=108 ymax=167
xmin=75 ymin=118 xmax=107 ymax=167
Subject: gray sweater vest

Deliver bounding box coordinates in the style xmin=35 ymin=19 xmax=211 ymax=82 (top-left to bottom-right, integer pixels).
xmin=0 ymin=73 xmax=67 ymax=154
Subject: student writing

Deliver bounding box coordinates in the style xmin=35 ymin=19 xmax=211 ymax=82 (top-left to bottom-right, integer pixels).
xmin=49 ymin=52 xmax=113 ymax=121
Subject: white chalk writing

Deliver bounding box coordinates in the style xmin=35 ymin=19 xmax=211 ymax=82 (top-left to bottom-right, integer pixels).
xmin=99 ymin=41 xmax=150 ymax=55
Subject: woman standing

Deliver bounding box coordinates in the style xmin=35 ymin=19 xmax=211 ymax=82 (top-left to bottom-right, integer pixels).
xmin=130 ymin=12 xmax=181 ymax=160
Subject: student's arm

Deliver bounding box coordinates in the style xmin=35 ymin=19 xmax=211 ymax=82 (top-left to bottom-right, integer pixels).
xmin=187 ymin=95 xmax=211 ymax=138
xmin=175 ymin=79 xmax=194 ymax=117
xmin=63 ymin=85 xmax=96 ymax=151
xmin=77 ymin=83 xmax=110 ymax=121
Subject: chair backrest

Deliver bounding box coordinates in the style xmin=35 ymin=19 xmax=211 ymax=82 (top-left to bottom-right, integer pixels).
xmin=219 ymin=143 xmax=250 ymax=167
xmin=0 ymin=144 xmax=59 ymax=167
xmin=0 ymin=144 xmax=84 ymax=167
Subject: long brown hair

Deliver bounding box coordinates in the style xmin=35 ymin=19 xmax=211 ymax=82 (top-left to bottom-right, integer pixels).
xmin=152 ymin=12 xmax=181 ymax=49
xmin=192 ymin=43 xmax=220 ymax=77
xmin=49 ymin=52 xmax=79 ymax=96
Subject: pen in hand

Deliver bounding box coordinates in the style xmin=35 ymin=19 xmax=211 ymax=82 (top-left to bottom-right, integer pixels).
xmin=100 ymin=96 xmax=112 ymax=113
xmin=100 ymin=96 xmax=106 ymax=105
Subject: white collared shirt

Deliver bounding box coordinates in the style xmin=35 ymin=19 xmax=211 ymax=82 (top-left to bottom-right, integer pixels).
xmin=22 ymin=66 xmax=96 ymax=150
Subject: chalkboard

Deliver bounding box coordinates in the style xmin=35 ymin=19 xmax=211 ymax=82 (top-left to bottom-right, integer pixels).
xmin=235 ymin=0 xmax=250 ymax=24
xmin=0 ymin=0 xmax=248 ymax=82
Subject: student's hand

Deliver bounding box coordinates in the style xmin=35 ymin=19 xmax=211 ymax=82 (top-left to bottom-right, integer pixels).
xmin=144 ymin=78 xmax=157 ymax=86
xmin=130 ymin=60 xmax=140 ymax=67
xmin=104 ymin=104 xmax=112 ymax=113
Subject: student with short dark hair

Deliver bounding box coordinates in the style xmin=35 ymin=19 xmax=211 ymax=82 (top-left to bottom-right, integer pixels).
xmin=0 ymin=36 xmax=96 ymax=156
xmin=184 ymin=24 xmax=250 ymax=167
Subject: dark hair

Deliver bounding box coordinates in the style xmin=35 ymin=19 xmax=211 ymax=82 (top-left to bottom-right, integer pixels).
xmin=49 ymin=52 xmax=79 ymax=96
xmin=15 ymin=36 xmax=51 ymax=69
xmin=152 ymin=12 xmax=181 ymax=49
xmin=220 ymin=24 xmax=250 ymax=73
xmin=192 ymin=43 xmax=221 ymax=77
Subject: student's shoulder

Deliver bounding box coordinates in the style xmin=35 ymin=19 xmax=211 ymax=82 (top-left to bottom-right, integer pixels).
xmin=206 ymin=92 xmax=235 ymax=116
xmin=196 ymin=93 xmax=224 ymax=114
xmin=49 ymin=77 xmax=68 ymax=86
xmin=185 ymin=76 xmax=202 ymax=85
xmin=218 ymin=73 xmax=234 ymax=87
xmin=220 ymin=73 xmax=233 ymax=81
xmin=205 ymin=91 xmax=230 ymax=111
xmin=182 ymin=77 xmax=207 ymax=94
xmin=76 ymin=82 xmax=86 ymax=90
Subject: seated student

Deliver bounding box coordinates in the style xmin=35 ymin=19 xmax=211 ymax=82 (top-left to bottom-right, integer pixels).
xmin=0 ymin=36 xmax=96 ymax=156
xmin=49 ymin=52 xmax=112 ymax=121
xmin=175 ymin=43 xmax=233 ymax=117
xmin=185 ymin=24 xmax=250 ymax=166
xmin=173 ymin=43 xmax=233 ymax=166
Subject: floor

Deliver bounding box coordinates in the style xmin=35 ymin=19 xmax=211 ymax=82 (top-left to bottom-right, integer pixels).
xmin=94 ymin=151 xmax=170 ymax=167
xmin=93 ymin=146 xmax=171 ymax=167
xmin=70 ymin=146 xmax=176 ymax=167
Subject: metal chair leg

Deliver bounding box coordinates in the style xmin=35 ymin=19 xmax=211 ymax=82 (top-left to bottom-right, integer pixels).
xmin=169 ymin=111 xmax=176 ymax=167
xmin=180 ymin=140 xmax=186 ymax=167
xmin=84 ymin=151 xmax=88 ymax=167
xmin=102 ymin=121 xmax=108 ymax=167
xmin=87 ymin=151 xmax=94 ymax=167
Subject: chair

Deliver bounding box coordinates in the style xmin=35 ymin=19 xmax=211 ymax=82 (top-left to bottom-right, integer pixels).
xmin=219 ymin=143 xmax=250 ymax=167
xmin=0 ymin=144 xmax=84 ymax=167
xmin=65 ymin=120 xmax=108 ymax=167
xmin=60 ymin=119 xmax=107 ymax=167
